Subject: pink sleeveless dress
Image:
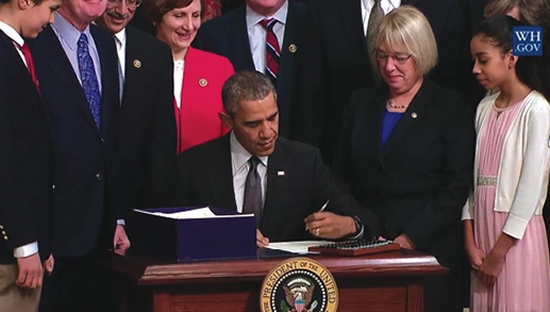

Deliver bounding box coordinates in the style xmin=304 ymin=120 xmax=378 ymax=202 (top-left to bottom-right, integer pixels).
xmin=471 ymin=99 xmax=550 ymax=311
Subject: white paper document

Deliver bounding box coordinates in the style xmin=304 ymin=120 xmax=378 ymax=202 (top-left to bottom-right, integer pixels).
xmin=134 ymin=207 xmax=254 ymax=220
xmin=266 ymin=240 xmax=332 ymax=254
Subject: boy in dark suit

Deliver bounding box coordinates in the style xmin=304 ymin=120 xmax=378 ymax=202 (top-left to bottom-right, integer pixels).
xmin=0 ymin=0 xmax=59 ymax=309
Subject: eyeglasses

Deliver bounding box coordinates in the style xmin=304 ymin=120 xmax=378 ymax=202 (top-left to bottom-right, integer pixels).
xmin=107 ymin=0 xmax=143 ymax=7
xmin=374 ymin=51 xmax=413 ymax=64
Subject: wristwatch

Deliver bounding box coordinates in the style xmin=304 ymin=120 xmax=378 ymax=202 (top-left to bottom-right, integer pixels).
xmin=352 ymin=216 xmax=364 ymax=237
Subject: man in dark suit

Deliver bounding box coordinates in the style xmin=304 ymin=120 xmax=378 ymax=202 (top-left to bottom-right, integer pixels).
xmin=97 ymin=0 xmax=178 ymax=209
xmin=177 ymin=71 xmax=379 ymax=246
xmin=195 ymin=0 xmax=307 ymax=138
xmin=30 ymin=0 xmax=130 ymax=310
xmin=293 ymin=0 xmax=484 ymax=164
xmin=0 ymin=0 xmax=59 ymax=309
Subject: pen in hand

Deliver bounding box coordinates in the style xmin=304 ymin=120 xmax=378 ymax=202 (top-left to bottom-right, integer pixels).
xmin=305 ymin=199 xmax=330 ymax=231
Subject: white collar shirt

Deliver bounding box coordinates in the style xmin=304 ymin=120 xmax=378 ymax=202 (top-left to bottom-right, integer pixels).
xmin=246 ymin=0 xmax=288 ymax=73
xmin=230 ymin=132 xmax=268 ymax=213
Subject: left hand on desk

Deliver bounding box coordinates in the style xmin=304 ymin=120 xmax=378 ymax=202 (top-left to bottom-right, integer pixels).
xmin=113 ymin=225 xmax=131 ymax=256
xmin=304 ymin=212 xmax=356 ymax=239
xmin=394 ymin=234 xmax=416 ymax=250
xmin=256 ymin=229 xmax=269 ymax=248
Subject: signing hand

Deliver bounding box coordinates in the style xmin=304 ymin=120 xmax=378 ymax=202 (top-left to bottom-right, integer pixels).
xmin=16 ymin=253 xmax=43 ymax=288
xmin=304 ymin=212 xmax=356 ymax=239
xmin=256 ymin=229 xmax=269 ymax=248
xmin=113 ymin=225 xmax=131 ymax=256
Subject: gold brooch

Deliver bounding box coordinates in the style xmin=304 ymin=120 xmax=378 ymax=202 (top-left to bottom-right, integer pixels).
xmin=289 ymin=44 xmax=297 ymax=53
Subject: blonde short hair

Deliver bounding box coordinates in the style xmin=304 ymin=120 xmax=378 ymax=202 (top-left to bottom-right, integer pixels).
xmin=372 ymin=5 xmax=438 ymax=76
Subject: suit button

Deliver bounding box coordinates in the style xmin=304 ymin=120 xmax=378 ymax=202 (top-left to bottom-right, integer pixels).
xmin=96 ymin=173 xmax=102 ymax=181
xmin=100 ymin=138 xmax=105 ymax=143
xmin=52 ymin=184 xmax=56 ymax=190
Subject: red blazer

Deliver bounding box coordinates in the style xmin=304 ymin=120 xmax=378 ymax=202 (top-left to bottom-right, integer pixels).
xmin=175 ymin=46 xmax=234 ymax=153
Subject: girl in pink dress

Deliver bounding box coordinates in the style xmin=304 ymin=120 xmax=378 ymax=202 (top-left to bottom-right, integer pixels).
xmin=463 ymin=15 xmax=550 ymax=311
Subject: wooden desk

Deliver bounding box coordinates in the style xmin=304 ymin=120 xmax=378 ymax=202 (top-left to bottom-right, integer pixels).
xmin=100 ymin=249 xmax=447 ymax=312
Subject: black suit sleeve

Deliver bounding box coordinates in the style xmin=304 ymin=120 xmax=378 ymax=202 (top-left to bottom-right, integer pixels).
xmin=310 ymin=147 xmax=381 ymax=239
xmin=0 ymin=62 xmax=35 ymax=249
xmin=402 ymin=95 xmax=475 ymax=249
xmin=145 ymin=45 xmax=179 ymax=207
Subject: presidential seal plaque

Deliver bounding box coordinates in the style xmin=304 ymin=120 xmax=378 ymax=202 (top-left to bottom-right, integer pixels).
xmin=260 ymin=257 xmax=338 ymax=312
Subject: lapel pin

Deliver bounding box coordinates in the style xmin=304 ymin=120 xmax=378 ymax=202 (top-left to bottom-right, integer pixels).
xmin=199 ymin=78 xmax=208 ymax=87
xmin=277 ymin=170 xmax=285 ymax=176
xmin=288 ymin=44 xmax=297 ymax=53
xmin=133 ymin=59 xmax=141 ymax=69
xmin=411 ymin=112 xmax=418 ymax=119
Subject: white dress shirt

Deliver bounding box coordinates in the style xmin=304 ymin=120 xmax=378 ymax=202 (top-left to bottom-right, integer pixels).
xmin=230 ymin=132 xmax=268 ymax=212
xmin=246 ymin=0 xmax=288 ymax=73
xmin=51 ymin=11 xmax=102 ymax=92
xmin=361 ymin=0 xmax=401 ymax=36
xmin=173 ymin=60 xmax=184 ymax=109
xmin=0 ymin=21 xmax=39 ymax=259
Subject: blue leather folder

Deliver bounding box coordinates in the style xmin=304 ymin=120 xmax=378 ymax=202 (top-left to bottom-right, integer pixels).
xmin=127 ymin=206 xmax=257 ymax=262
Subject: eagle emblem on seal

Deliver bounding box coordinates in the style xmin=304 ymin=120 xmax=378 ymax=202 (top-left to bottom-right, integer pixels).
xmin=282 ymin=278 xmax=317 ymax=312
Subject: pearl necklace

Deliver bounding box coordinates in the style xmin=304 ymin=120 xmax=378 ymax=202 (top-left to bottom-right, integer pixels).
xmin=386 ymin=99 xmax=409 ymax=109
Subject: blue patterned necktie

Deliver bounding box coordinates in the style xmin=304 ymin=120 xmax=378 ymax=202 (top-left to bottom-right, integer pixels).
xmin=77 ymin=33 xmax=101 ymax=129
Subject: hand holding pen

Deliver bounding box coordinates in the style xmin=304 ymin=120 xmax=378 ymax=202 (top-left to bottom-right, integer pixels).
xmin=304 ymin=199 xmax=330 ymax=234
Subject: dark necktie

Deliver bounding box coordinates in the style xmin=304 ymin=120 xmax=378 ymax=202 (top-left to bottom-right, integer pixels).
xmin=260 ymin=18 xmax=280 ymax=85
xmin=366 ymin=0 xmax=384 ymax=55
xmin=77 ymin=33 xmax=101 ymax=129
xmin=114 ymin=36 xmax=124 ymax=104
xmin=20 ymin=43 xmax=40 ymax=93
xmin=243 ymin=157 xmax=263 ymax=226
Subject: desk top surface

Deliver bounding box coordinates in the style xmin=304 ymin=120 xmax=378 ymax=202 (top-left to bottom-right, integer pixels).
xmin=100 ymin=249 xmax=448 ymax=286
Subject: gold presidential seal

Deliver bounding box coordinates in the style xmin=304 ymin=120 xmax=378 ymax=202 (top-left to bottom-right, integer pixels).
xmin=260 ymin=257 xmax=338 ymax=312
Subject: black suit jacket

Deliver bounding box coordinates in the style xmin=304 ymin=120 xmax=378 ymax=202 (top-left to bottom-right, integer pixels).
xmin=118 ymin=26 xmax=178 ymax=209
xmin=293 ymin=0 xmax=483 ymax=164
xmin=30 ymin=25 xmax=122 ymax=257
xmin=195 ymin=2 xmax=307 ymax=138
xmin=177 ymin=135 xmax=380 ymax=241
xmin=333 ymin=79 xmax=474 ymax=266
xmin=0 ymin=32 xmax=52 ymax=263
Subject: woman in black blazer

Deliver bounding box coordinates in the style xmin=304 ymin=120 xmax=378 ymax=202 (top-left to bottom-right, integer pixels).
xmin=332 ymin=6 xmax=475 ymax=312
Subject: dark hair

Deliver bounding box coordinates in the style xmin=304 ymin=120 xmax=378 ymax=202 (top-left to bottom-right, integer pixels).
xmin=144 ymin=0 xmax=205 ymax=25
xmin=474 ymin=15 xmax=548 ymax=99
xmin=221 ymin=70 xmax=277 ymax=117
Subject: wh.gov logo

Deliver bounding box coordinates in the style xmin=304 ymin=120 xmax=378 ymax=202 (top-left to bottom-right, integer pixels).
xmin=513 ymin=26 xmax=543 ymax=56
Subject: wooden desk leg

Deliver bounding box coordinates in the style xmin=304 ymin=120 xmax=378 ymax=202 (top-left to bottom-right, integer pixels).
xmin=406 ymin=282 xmax=424 ymax=312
